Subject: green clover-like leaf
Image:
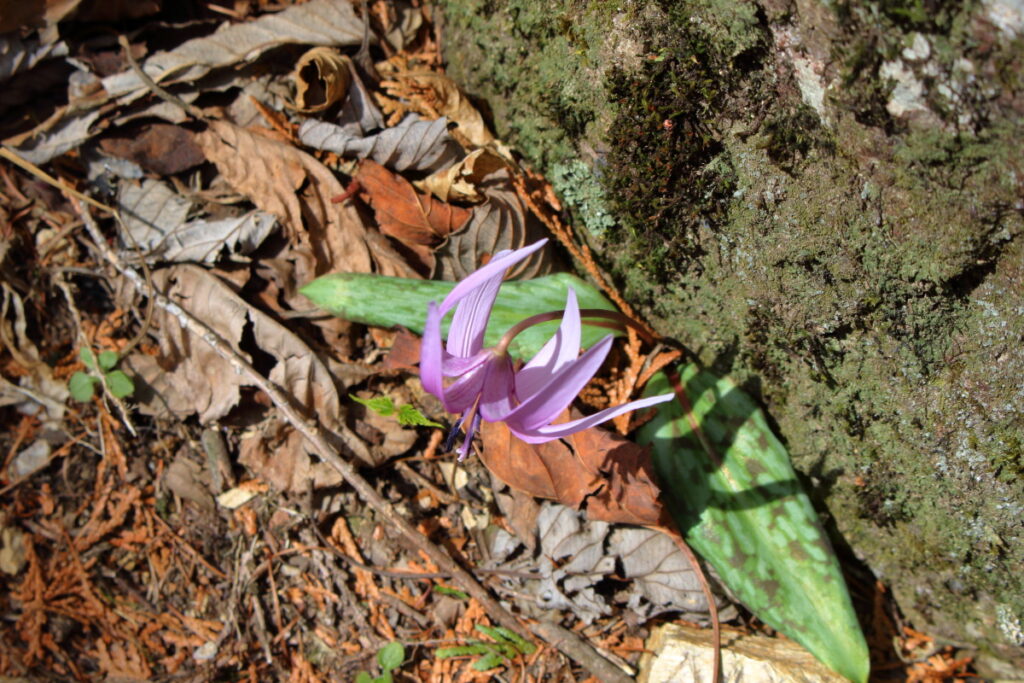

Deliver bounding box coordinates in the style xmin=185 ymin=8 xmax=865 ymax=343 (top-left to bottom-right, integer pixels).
xmin=98 ymin=350 xmax=119 ymax=371
xmin=377 ymin=642 xmax=404 ymax=672
xmin=105 ymin=370 xmax=135 ymax=398
xmin=68 ymin=371 xmax=97 ymax=402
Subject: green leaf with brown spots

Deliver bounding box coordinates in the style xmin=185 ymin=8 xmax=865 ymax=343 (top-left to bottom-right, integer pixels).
xmin=640 ymin=365 xmax=869 ymax=683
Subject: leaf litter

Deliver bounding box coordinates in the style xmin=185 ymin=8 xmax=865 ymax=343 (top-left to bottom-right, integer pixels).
xmin=0 ymin=1 xmax=950 ymax=681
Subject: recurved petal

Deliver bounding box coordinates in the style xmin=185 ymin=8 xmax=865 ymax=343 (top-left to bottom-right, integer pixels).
xmin=508 ymin=392 xmax=676 ymax=443
xmin=420 ymin=301 xmax=445 ymax=400
xmin=438 ymin=239 xmax=548 ymax=316
xmin=446 ymin=269 xmax=503 ymax=357
xmin=502 ymin=334 xmax=615 ymax=431
xmin=515 ymin=287 xmax=582 ymax=401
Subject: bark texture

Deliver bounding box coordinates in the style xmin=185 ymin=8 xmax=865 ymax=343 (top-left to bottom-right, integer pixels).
xmin=439 ymin=0 xmax=1024 ymax=675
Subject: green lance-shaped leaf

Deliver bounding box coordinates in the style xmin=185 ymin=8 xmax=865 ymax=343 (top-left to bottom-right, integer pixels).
xmin=300 ymin=273 xmax=620 ymax=360
xmin=639 ymin=365 xmax=869 ymax=683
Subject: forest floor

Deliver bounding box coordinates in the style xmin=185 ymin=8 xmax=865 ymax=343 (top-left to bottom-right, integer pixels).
xmin=0 ymin=1 xmax=976 ymax=681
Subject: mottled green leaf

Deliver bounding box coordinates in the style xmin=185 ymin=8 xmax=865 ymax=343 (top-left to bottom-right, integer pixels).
xmin=79 ymin=347 xmax=97 ymax=370
xmin=640 ymin=365 xmax=869 ymax=683
xmin=300 ymin=273 xmax=620 ymax=360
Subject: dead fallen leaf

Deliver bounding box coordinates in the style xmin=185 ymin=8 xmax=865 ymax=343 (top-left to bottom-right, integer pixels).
xmin=299 ymin=114 xmax=461 ymax=173
xmin=0 ymin=34 xmax=68 ymax=84
xmin=355 ymin=159 xmax=470 ymax=270
xmin=150 ymin=265 xmax=358 ymax=447
xmin=432 ymin=168 xmax=558 ymax=281
xmin=0 ymin=0 xmax=79 ymax=33
xmin=380 ymin=0 xmax=423 ymax=52
xmin=414 ymin=148 xmax=508 ymax=204
xmin=101 ymin=0 xmax=367 ymax=102
xmin=99 ymin=123 xmax=204 ymax=175
xmin=383 ymin=70 xmax=494 ymax=148
xmin=117 ymin=178 xmax=192 ymax=252
xmin=163 ymin=452 xmax=214 ymax=511
xmin=609 ymin=527 xmax=709 ymax=616
xmin=294 ymin=47 xmax=352 ymax=113
xmin=239 ymin=423 xmax=344 ymax=493
xmin=478 ymin=414 xmax=667 ymax=527
xmin=382 ymin=327 xmax=422 ymax=372
xmin=196 ymin=120 xmax=372 ymax=275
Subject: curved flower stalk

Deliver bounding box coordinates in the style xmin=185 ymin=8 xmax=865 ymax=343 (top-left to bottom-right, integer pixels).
xmin=421 ymin=239 xmax=674 ymax=458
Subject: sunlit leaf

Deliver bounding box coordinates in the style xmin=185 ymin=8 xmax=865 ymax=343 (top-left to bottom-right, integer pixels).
xmin=640 ymin=366 xmax=869 ymax=683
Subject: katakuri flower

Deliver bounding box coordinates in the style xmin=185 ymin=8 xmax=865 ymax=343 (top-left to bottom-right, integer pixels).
xmin=420 ymin=239 xmax=674 ymax=458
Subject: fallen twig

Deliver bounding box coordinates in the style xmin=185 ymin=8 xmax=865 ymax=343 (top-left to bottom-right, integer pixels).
xmin=530 ymin=619 xmax=633 ymax=683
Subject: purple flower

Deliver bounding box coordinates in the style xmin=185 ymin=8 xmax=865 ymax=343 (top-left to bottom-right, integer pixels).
xmin=420 ymin=239 xmax=674 ymax=458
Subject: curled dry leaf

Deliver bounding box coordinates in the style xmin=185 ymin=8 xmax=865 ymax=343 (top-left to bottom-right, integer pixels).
xmin=118 ymin=177 xmax=277 ymax=263
xmin=102 ymin=0 xmax=367 ymax=102
xmin=196 ymin=120 xmax=372 ymax=275
xmin=299 ymin=114 xmax=461 ymax=174
xmin=414 ymin=148 xmax=508 ymax=203
xmin=478 ymin=413 xmax=668 ymax=527
xmin=432 ymin=169 xmax=558 ymax=281
xmin=381 ymin=70 xmax=493 ymax=148
xmin=354 ymin=159 xmax=470 ymax=270
xmin=293 ymin=47 xmax=352 ymax=114
xmin=379 ymin=0 xmax=423 ymax=52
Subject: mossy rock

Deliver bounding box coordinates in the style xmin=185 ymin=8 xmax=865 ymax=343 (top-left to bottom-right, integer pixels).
xmin=440 ymin=0 xmax=1024 ymax=675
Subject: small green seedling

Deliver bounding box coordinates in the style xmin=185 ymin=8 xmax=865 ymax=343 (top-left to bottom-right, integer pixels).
xmin=354 ymin=641 xmax=405 ymax=683
xmin=349 ymin=394 xmax=442 ymax=428
xmin=435 ymin=625 xmax=536 ymax=672
xmin=69 ymin=347 xmax=135 ymax=402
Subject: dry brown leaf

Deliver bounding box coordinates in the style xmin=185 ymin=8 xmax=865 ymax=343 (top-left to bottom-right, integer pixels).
xmin=385 ymin=71 xmax=494 ymax=148
xmin=293 ymin=47 xmax=352 ymax=114
xmin=414 ymin=148 xmax=508 ymax=203
xmin=98 ymin=123 xmax=204 ymax=175
xmin=432 ymin=168 xmax=557 ymax=281
xmin=101 ymin=0 xmax=366 ymax=102
xmin=355 ymin=159 xmax=470 ymax=255
xmin=363 ymin=229 xmax=423 ymax=278
xmin=299 ymin=114 xmax=461 ymax=173
xmin=150 ymin=265 xmax=375 ymax=468
xmin=0 ymin=0 xmax=79 ymax=32
xmin=196 ymin=120 xmax=372 ymax=275
xmin=478 ymin=415 xmax=668 ymax=527
xmin=238 ymin=423 xmax=343 ymax=493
